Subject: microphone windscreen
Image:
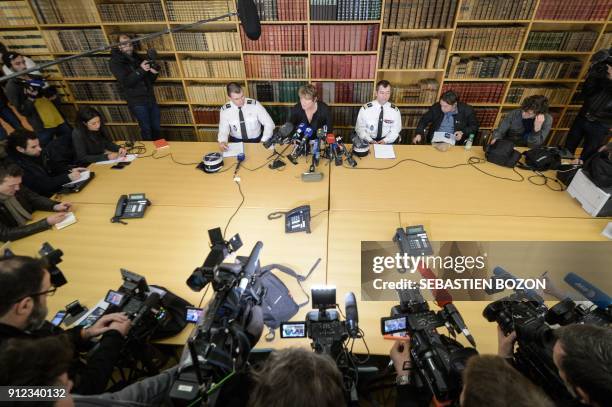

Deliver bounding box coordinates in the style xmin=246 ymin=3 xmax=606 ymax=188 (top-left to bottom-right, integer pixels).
xmin=279 ymin=122 xmax=294 ymax=137
xmin=147 ymin=48 xmax=157 ymax=60
xmin=237 ymin=0 xmax=261 ymax=41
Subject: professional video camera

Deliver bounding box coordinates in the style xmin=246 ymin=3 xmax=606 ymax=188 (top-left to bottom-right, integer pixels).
xmin=14 ymin=75 xmax=57 ymax=99
xmin=171 ymin=227 xmax=265 ymax=406
xmin=381 ymin=288 xmax=478 ymax=405
xmin=144 ymin=48 xmax=162 ymax=72
xmin=1 ymin=242 xmax=67 ymax=287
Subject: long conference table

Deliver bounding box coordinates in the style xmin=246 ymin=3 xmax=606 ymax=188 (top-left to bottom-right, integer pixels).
xmin=8 ymin=142 xmax=611 ymax=355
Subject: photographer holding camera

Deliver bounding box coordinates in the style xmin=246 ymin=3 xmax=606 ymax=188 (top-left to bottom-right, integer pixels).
xmin=0 ymin=255 xmax=131 ymax=394
xmin=109 ymin=33 xmax=161 ymax=141
xmin=564 ymin=48 xmax=612 ymax=163
xmin=498 ymin=324 xmax=612 ymax=407
xmin=3 ymin=52 xmax=71 ymax=147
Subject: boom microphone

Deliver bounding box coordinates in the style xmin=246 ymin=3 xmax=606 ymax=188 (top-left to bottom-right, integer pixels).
xmin=345 ymin=292 xmax=359 ymax=338
xmin=564 ymin=272 xmax=612 ymax=310
xmin=237 ymin=0 xmax=262 ymax=40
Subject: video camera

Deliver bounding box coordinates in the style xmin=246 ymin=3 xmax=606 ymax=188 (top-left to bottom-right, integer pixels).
xmin=14 ymin=75 xmax=57 ymax=99
xmin=1 ymin=242 xmax=67 ymax=287
xmin=144 ymin=48 xmax=162 ymax=72
xmin=171 ymin=228 xmax=265 ymax=405
xmin=381 ymin=288 xmax=478 ymax=404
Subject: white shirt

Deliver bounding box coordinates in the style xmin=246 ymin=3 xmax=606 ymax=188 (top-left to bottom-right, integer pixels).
xmin=355 ymin=100 xmax=402 ymax=144
xmin=217 ymin=98 xmax=275 ymax=143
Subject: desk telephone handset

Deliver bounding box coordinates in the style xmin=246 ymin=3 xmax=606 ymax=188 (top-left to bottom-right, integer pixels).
xmin=111 ymin=193 xmax=151 ymax=224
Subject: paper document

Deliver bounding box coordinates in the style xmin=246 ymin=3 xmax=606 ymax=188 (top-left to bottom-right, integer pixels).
xmin=432 ymin=131 xmax=456 ymax=145
xmin=373 ymin=144 xmax=396 ymax=159
xmin=223 ymin=142 xmax=244 ymax=158
xmin=62 ymin=170 xmax=90 ymax=187
xmin=94 ymin=154 xmax=137 ymax=165
xmin=55 ymin=212 xmax=77 ymax=230
xmin=603 ymin=223 xmax=612 ymax=240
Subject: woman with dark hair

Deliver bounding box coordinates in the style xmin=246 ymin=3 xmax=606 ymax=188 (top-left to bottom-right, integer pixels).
xmin=490 ymin=94 xmax=552 ymax=147
xmin=72 ymin=107 xmax=126 ymax=164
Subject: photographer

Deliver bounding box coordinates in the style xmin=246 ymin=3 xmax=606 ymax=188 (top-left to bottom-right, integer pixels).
xmin=3 ymin=52 xmax=71 ymax=147
xmin=0 ymin=255 xmax=131 ymax=394
xmin=564 ymin=49 xmax=612 ymax=163
xmin=0 ymin=335 xmax=177 ymax=406
xmin=391 ymin=340 xmax=553 ymax=407
xmin=109 ymin=34 xmax=161 ymax=141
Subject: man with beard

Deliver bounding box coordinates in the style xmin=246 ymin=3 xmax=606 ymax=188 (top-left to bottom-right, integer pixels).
xmin=0 ymin=256 xmax=131 ymax=394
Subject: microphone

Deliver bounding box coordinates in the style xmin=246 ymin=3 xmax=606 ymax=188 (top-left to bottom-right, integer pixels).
xmin=131 ymin=292 xmax=161 ymax=327
xmin=345 ymin=292 xmax=359 ymax=338
xmin=146 ymin=48 xmax=157 ymax=61
xmin=443 ymin=303 xmax=476 ymax=347
xmin=238 ymin=241 xmax=263 ymax=296
xmin=234 ymin=152 xmax=245 ymax=176
xmin=489 ymin=267 xmax=544 ymax=303
xmin=237 ymin=0 xmax=261 ymax=40
xmin=336 ymin=136 xmax=357 ymax=167
xmin=564 ymin=272 xmax=611 ymax=310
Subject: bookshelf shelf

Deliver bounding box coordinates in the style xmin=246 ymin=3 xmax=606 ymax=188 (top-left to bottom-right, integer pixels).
xmin=0 ymin=25 xmax=37 ymax=29
xmin=511 ymin=78 xmax=579 ymax=83
xmin=176 ymin=51 xmax=241 ymax=55
xmin=260 ymin=21 xmax=308 ymax=25
xmin=450 ymin=50 xmax=521 ymax=54
xmin=381 ymin=28 xmax=454 ymax=33
xmin=378 ymin=69 xmax=444 ymax=72
xmin=184 ymin=78 xmax=245 ymax=82
xmin=311 ymin=78 xmax=376 ymax=82
xmin=520 ymin=51 xmax=592 ymax=55
xmin=531 ymin=20 xmax=606 ymax=24
xmin=310 ymin=51 xmax=378 ymax=55
xmin=100 ymin=21 xmax=167 ymax=26
xmin=310 ymin=20 xmax=381 ymax=24
xmin=246 ymin=78 xmax=309 ymax=81
xmin=242 ymin=51 xmax=308 ymax=55
xmin=39 ymin=23 xmax=101 ymax=28
xmin=445 ymin=78 xmax=510 ymax=81
xmin=456 ymin=20 xmax=531 ymax=24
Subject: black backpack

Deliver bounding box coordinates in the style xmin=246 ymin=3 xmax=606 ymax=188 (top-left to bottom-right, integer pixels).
xmin=584 ymin=151 xmax=612 ymax=189
xmin=521 ymin=146 xmax=562 ymax=171
xmin=149 ymin=285 xmax=192 ymax=340
xmin=484 ymin=139 xmax=521 ymax=168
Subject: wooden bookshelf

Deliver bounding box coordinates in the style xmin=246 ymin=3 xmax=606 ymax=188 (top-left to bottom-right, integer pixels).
xmin=0 ymin=0 xmax=608 ymax=142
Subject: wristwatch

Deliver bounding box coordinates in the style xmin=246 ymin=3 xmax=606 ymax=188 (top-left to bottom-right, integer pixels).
xmin=396 ymin=374 xmax=411 ymax=386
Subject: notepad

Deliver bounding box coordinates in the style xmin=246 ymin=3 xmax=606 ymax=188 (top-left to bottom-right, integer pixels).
xmin=55 ymin=212 xmax=77 ymax=230
xmin=94 ymin=154 xmax=138 ymax=165
xmin=62 ymin=170 xmax=90 ymax=187
xmin=223 ymin=142 xmax=244 ymax=158
xmin=373 ymin=144 xmax=396 ymax=159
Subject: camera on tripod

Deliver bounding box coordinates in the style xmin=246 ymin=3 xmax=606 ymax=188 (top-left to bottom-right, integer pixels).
xmin=381 ymin=288 xmax=478 ymax=404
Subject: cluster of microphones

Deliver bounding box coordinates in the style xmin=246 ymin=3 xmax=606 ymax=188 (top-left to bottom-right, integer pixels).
xmin=264 ymin=122 xmax=357 ymax=168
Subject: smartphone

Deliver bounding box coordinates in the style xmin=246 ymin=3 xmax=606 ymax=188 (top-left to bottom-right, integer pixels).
xmin=79 ymin=307 xmax=105 ymax=328
xmin=279 ymin=322 xmax=307 ymax=338
xmin=105 ymin=290 xmax=126 ymax=307
xmin=50 ymin=310 xmax=66 ymax=326
xmin=185 ymin=307 xmax=203 ymax=323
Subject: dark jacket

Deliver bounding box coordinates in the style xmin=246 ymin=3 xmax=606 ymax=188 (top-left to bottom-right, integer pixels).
xmin=109 ymin=48 xmax=158 ymax=106
xmin=7 ymin=150 xmax=71 ymax=197
xmin=0 ymin=321 xmax=125 ymax=395
xmin=289 ymin=101 xmax=333 ymax=134
xmin=580 ymin=68 xmax=612 ymax=127
xmin=415 ymin=102 xmax=479 ymax=144
xmin=72 ymin=126 xmax=120 ymax=164
xmin=0 ymin=185 xmax=58 ymax=241
xmin=492 ymin=109 xmax=553 ymax=147
xmin=4 ymin=78 xmax=65 ymax=133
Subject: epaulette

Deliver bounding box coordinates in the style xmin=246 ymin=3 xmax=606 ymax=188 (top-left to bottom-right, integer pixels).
xmin=390 ymin=103 xmax=398 ymax=111
xmin=222 ymin=103 xmax=231 ymax=110
xmin=365 ymin=102 xmax=373 ymax=109
xmin=246 ymin=98 xmax=256 ymax=105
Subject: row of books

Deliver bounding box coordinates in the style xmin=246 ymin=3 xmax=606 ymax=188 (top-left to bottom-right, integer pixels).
xmin=446 ymin=55 xmax=515 ymax=79
xmin=59 ymin=56 xmax=112 ymax=77
xmin=98 ymin=2 xmax=165 ymax=22
xmin=598 ymin=33 xmax=612 ymax=52
xmin=265 ymin=106 xmax=291 ymax=125
xmin=0 ymin=1 xmax=36 ymax=26
xmin=514 ymin=58 xmax=583 ymax=80
xmin=92 ymin=104 xmax=134 ymax=123
xmin=506 ymin=85 xmax=572 ymax=105
xmin=181 ymin=59 xmax=245 ymax=79
xmin=313 ymin=82 xmax=374 ymax=104
xmin=137 ymin=33 xmax=175 ymax=52
xmin=441 ymin=82 xmax=506 ymax=103
xmin=105 ymin=125 xmax=197 ymax=142
xmin=159 ymin=107 xmax=193 ymax=125
xmin=197 ymin=127 xmax=219 ymax=142
xmin=43 ymin=29 xmax=107 ymax=52
xmin=310 ymin=24 xmax=378 ymax=52
xmin=452 ymin=27 xmax=527 ymax=51
xmin=0 ymin=30 xmax=48 ymax=54
xmin=31 ymin=0 xmax=98 ymax=24
xmin=311 ymin=55 xmax=377 ymax=79
xmin=240 ymin=25 xmax=306 ymax=52
xmin=474 ymin=108 xmax=499 ymax=128
xmin=332 ymin=106 xmax=361 ymax=127
xmin=458 ymin=0 xmax=536 ymax=21
xmin=173 ymin=31 xmax=240 ymax=52
xmin=154 ymin=84 xmax=187 ymax=102
xmin=254 ymin=0 xmax=307 ymax=21
xmin=383 ymin=0 xmax=458 ymax=29
xmin=524 ymin=31 xmax=599 ymax=52
xmin=558 ymin=109 xmax=578 ymax=128
xmin=399 ymin=108 xmax=429 ymax=128
xmin=247 ymin=81 xmax=308 ymax=103
xmin=391 ymin=80 xmax=440 ymax=104
xmin=243 ymin=55 xmax=308 ymax=79
xmin=71 ymin=83 xmax=187 ymax=103
xmin=309 ymin=0 xmax=382 ymax=21
xmin=535 ymin=0 xmax=611 ymax=21
xmin=193 ymin=107 xmax=221 ymax=124
xmin=187 ymin=84 xmax=231 ymax=105
xmin=380 ymin=36 xmax=444 ymax=70
xmin=165 ymin=0 xmax=236 ymax=22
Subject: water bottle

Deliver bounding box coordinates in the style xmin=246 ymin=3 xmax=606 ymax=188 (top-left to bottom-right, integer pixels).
xmin=465 ymin=134 xmax=475 ymax=151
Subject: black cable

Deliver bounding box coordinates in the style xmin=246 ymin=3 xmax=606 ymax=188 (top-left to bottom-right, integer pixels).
xmin=197 ymin=284 xmax=210 ymax=309
xmin=223 ymin=180 xmax=245 ymax=239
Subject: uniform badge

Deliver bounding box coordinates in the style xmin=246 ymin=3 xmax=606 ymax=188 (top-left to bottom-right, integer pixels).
xmin=370 ymin=125 xmax=374 ymax=131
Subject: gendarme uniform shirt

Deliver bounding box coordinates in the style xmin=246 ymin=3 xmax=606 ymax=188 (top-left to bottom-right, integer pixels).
xmin=217 ymin=98 xmax=275 ymax=143
xmin=355 ymin=100 xmax=402 ymax=144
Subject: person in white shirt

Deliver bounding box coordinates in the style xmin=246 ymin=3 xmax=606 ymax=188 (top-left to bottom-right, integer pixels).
xmin=355 ymin=80 xmax=402 ymax=144
xmin=218 ymin=82 xmax=275 ymax=151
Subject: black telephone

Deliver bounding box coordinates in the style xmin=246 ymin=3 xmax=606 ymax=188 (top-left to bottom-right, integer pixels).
xmin=111 ymin=193 xmax=151 ymax=224
xmin=285 ymin=205 xmax=311 ymax=233
xmin=393 ymin=225 xmax=433 ymax=257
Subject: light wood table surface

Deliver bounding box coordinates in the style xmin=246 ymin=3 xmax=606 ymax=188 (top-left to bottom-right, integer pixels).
xmin=330 ymin=145 xmax=594 ymax=218
xmin=63 ymin=142 xmax=329 ymax=211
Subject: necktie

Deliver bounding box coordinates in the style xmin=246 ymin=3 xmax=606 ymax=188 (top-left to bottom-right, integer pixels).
xmin=376 ymin=105 xmax=384 ymax=141
xmin=238 ymin=106 xmax=248 ymax=141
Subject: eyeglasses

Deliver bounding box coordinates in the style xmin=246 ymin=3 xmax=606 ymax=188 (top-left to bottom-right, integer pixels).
xmin=13 ymin=287 xmax=57 ymax=303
